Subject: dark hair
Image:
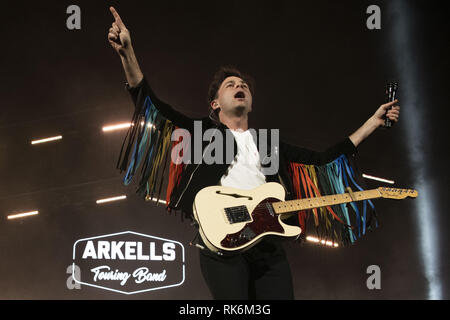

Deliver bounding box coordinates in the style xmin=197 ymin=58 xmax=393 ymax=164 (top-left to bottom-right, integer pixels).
xmin=207 ymin=66 xmax=255 ymax=122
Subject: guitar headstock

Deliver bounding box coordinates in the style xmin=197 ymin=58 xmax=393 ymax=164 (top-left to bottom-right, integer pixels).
xmin=377 ymin=187 xmax=418 ymax=199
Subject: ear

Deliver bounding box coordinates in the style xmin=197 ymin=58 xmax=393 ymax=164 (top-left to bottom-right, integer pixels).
xmin=211 ymin=100 xmax=220 ymax=111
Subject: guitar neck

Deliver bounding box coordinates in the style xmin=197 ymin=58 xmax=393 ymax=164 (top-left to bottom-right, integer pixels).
xmin=272 ymin=189 xmax=381 ymax=214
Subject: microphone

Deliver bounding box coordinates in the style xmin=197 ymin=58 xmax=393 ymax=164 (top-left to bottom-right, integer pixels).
xmin=384 ymin=81 xmax=398 ymax=128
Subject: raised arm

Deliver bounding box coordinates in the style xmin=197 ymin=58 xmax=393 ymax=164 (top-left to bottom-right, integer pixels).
xmin=281 ymin=137 xmax=357 ymax=166
xmin=108 ymin=6 xmax=143 ymax=87
xmin=108 ymin=6 xmax=194 ymax=130
xmin=282 ymin=98 xmax=401 ymax=165
xmin=349 ymin=99 xmax=400 ymax=147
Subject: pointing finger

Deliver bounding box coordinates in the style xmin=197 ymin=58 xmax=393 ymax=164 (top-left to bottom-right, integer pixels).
xmin=109 ymin=6 xmax=126 ymax=30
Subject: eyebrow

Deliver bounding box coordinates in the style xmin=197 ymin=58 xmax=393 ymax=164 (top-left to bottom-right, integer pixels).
xmin=223 ymin=80 xmax=248 ymax=86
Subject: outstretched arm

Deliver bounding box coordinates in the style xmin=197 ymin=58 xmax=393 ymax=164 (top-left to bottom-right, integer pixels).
xmin=108 ymin=6 xmax=194 ymax=130
xmin=349 ymin=99 xmax=400 ymax=147
xmin=282 ymin=99 xmax=401 ymax=165
xmin=108 ymin=6 xmax=143 ymax=87
xmin=281 ymin=137 xmax=357 ymax=166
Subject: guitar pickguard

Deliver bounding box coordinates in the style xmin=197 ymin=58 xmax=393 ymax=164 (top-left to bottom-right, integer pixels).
xmin=220 ymin=198 xmax=283 ymax=249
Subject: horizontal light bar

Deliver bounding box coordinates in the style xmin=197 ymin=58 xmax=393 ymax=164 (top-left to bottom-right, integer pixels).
xmin=102 ymin=122 xmax=154 ymax=132
xmin=7 ymin=210 xmax=39 ymax=220
xmin=96 ymin=195 xmax=127 ymax=204
xmin=306 ymin=236 xmax=339 ymax=247
xmin=145 ymin=196 xmax=167 ymax=204
xmin=362 ymin=174 xmax=395 ymax=184
xmin=102 ymin=123 xmax=132 ymax=132
xmin=31 ymin=135 xmax=63 ymax=145
xmin=306 ymin=236 xmax=320 ymax=243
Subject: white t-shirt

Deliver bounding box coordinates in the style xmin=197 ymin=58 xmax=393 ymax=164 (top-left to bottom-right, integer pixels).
xmin=220 ymin=129 xmax=266 ymax=190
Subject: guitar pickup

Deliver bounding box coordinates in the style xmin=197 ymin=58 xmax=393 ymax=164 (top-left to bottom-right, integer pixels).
xmin=224 ymin=205 xmax=252 ymax=224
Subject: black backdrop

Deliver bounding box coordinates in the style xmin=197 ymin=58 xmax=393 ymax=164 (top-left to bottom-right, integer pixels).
xmin=0 ymin=0 xmax=449 ymax=299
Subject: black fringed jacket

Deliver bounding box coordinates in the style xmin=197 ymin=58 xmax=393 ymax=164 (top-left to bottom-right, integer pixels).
xmin=124 ymin=76 xmax=358 ymax=219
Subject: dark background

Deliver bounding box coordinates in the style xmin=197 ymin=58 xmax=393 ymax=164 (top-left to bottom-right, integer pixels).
xmin=0 ymin=0 xmax=449 ymax=299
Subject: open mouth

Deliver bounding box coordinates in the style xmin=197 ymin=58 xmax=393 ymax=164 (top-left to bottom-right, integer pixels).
xmin=234 ymin=91 xmax=246 ymax=99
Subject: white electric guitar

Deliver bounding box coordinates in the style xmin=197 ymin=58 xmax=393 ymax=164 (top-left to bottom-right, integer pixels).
xmin=193 ymin=182 xmax=418 ymax=253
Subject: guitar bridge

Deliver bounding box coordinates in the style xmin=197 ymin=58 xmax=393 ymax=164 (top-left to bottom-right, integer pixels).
xmin=224 ymin=205 xmax=252 ymax=224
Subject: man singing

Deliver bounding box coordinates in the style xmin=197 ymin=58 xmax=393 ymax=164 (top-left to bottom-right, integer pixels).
xmin=108 ymin=6 xmax=400 ymax=300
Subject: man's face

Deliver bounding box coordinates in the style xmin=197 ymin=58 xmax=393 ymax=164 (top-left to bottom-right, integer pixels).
xmin=211 ymin=76 xmax=253 ymax=116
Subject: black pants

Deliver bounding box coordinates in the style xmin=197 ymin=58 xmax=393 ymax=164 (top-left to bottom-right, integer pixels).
xmin=198 ymin=237 xmax=294 ymax=300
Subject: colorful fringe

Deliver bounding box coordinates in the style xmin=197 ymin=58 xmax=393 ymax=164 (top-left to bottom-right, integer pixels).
xmin=289 ymin=155 xmax=378 ymax=247
xmin=117 ymin=96 xmax=377 ymax=246
xmin=116 ymin=96 xmax=185 ymax=208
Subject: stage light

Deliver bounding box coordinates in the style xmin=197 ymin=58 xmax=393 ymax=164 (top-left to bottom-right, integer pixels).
xmin=96 ymin=195 xmax=127 ymax=204
xmin=31 ymin=135 xmax=63 ymax=145
xmin=102 ymin=122 xmax=154 ymax=132
xmin=306 ymin=236 xmax=320 ymax=243
xmin=389 ymin=0 xmax=441 ymax=299
xmin=7 ymin=210 xmax=39 ymax=220
xmin=362 ymin=174 xmax=395 ymax=184
xmin=146 ymin=197 xmax=167 ymax=204
xmin=102 ymin=123 xmax=132 ymax=132
xmin=306 ymin=236 xmax=339 ymax=247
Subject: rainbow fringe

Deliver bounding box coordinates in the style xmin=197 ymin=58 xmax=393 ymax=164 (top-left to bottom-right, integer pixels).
xmin=289 ymin=155 xmax=377 ymax=246
xmin=116 ymin=96 xmax=184 ymax=207
xmin=117 ymin=95 xmax=378 ymax=246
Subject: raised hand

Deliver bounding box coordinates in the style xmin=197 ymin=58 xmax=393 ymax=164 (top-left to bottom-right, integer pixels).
xmin=108 ymin=6 xmax=132 ymax=56
xmin=372 ymin=99 xmax=401 ymax=128
xmin=349 ymin=99 xmax=401 ymax=147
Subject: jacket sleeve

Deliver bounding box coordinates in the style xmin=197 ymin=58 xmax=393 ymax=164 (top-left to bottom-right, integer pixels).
xmin=280 ymin=137 xmax=357 ymax=165
xmin=126 ymin=75 xmax=195 ymax=131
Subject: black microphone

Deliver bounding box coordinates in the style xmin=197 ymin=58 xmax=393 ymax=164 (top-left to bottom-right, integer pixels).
xmin=384 ymin=81 xmax=398 ymax=128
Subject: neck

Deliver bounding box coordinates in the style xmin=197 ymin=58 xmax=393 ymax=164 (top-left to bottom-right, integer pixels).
xmin=219 ymin=112 xmax=249 ymax=131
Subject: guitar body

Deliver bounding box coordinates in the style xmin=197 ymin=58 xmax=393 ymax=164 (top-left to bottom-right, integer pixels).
xmin=193 ymin=182 xmax=302 ymax=253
